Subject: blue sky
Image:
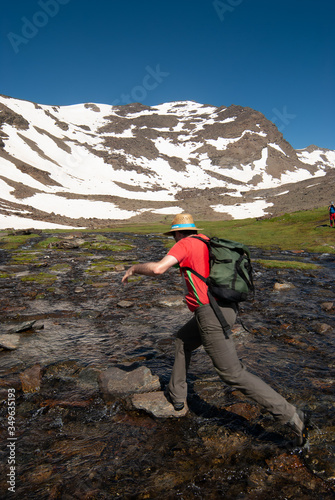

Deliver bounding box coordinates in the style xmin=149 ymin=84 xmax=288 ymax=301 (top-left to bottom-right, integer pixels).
xmin=1 ymin=0 xmax=334 ymax=150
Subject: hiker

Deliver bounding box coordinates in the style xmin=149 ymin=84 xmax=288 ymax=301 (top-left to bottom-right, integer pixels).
xmin=328 ymin=202 xmax=335 ymax=227
xmin=122 ymin=213 xmax=308 ymax=445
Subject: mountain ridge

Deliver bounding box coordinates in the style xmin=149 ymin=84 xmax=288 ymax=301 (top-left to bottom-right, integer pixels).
xmin=0 ymin=94 xmax=334 ymax=229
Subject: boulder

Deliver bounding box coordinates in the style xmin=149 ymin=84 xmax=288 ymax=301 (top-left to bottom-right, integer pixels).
xmin=320 ymin=302 xmax=334 ymax=312
xmin=274 ymin=282 xmax=295 ymax=291
xmin=8 ymin=320 xmax=37 ymax=333
xmin=20 ymin=364 xmax=42 ymax=393
xmin=156 ymin=295 xmax=184 ymax=307
xmin=0 ymin=334 xmax=20 ymax=350
xmin=114 ymin=264 xmax=126 ymax=271
xmin=99 ymin=366 xmax=160 ymax=396
xmin=117 ymin=300 xmax=134 ymax=308
xmin=315 ymin=323 xmax=333 ymax=334
xmin=131 ymin=391 xmax=188 ymax=418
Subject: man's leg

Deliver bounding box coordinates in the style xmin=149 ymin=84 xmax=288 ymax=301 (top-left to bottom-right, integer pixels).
xmin=195 ymin=304 xmax=296 ymax=423
xmin=168 ymin=315 xmax=202 ymax=404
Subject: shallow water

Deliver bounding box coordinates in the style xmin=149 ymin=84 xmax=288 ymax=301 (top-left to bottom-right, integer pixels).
xmin=0 ymin=231 xmax=334 ymax=499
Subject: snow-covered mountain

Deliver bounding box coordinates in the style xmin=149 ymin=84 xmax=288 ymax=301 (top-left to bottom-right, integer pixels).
xmin=0 ymin=94 xmax=334 ymax=229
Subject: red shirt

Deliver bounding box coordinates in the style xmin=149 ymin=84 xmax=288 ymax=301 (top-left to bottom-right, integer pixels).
xmin=167 ymin=234 xmax=210 ymax=311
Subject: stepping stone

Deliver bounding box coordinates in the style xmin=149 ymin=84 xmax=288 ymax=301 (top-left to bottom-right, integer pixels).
xmin=131 ymin=391 xmax=188 ymax=418
xmin=99 ymin=366 xmax=160 ymax=396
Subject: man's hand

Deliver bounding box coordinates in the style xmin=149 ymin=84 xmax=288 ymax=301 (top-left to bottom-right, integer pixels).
xmin=122 ymin=266 xmax=135 ymax=283
xmin=122 ymin=255 xmax=178 ymax=284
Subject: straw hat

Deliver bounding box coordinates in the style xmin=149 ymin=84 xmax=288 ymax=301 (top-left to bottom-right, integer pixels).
xmin=163 ymin=213 xmax=203 ymax=235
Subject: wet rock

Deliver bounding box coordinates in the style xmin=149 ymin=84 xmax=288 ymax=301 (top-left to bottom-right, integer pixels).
xmin=0 ymin=334 xmax=20 ymax=350
xmin=315 ymin=323 xmax=333 ymax=334
xmin=265 ymin=453 xmax=319 ymax=490
xmin=44 ymin=359 xmax=84 ymax=380
xmin=156 ymin=295 xmax=184 ymax=307
xmin=99 ymin=365 xmax=160 ymax=396
xmin=19 ymin=364 xmax=42 ymax=393
xmin=0 ymin=375 xmax=22 ymax=400
xmin=49 ymin=239 xmax=85 ymax=249
xmin=117 ymin=300 xmax=134 ymax=308
xmin=8 ymin=320 xmax=37 ymax=333
xmin=222 ymin=402 xmax=259 ymax=421
xmin=74 ymin=286 xmax=85 ymax=293
xmin=76 ymin=367 xmax=101 ymax=391
xmin=304 ymin=430 xmax=335 ymax=481
xmin=198 ymin=423 xmax=248 ymax=459
xmin=247 ymin=466 xmax=270 ymax=493
xmin=25 ymin=464 xmax=54 ymax=484
xmin=10 ymin=228 xmax=39 ymax=236
xmin=266 ymin=452 xmax=304 ymax=472
xmin=114 ymin=264 xmax=125 ymax=271
xmin=274 ymin=282 xmax=295 ymax=291
xmin=131 ymin=391 xmax=188 ymax=417
xmin=320 ymin=302 xmax=334 ymax=312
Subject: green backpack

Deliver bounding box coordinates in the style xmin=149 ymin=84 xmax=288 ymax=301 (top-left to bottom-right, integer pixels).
xmin=181 ymin=236 xmax=254 ymax=338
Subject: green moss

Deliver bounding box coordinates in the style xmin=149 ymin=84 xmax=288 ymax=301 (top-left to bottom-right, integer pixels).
xmin=11 ymin=252 xmax=40 ymax=263
xmin=85 ymin=258 xmax=127 ymax=274
xmin=82 ymin=239 xmax=134 ymax=251
xmin=50 ymin=263 xmax=72 ymax=272
xmin=20 ymin=273 xmax=57 ymax=284
xmin=255 ymin=259 xmax=321 ymax=270
xmin=126 ymin=276 xmax=143 ymax=282
xmin=0 ymin=234 xmax=41 ymax=250
xmin=34 ymin=237 xmax=61 ymax=249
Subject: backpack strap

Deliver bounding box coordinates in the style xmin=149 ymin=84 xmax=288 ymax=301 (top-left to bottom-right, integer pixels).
xmin=179 ymin=265 xmax=232 ymax=339
xmin=207 ymin=290 xmax=232 ymax=339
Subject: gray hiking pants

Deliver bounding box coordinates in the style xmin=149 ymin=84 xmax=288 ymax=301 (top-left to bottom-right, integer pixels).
xmin=168 ymin=303 xmax=296 ymax=424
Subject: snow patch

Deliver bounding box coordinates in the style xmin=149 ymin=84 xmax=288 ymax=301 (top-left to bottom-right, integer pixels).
xmin=211 ymin=199 xmax=273 ymax=219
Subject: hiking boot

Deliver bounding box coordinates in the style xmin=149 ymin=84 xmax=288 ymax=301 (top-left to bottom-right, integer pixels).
xmin=164 ymin=388 xmax=184 ymax=411
xmin=288 ymin=409 xmax=309 ymax=446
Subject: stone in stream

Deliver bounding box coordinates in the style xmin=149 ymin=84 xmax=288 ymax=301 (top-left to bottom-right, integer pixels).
xmin=0 ymin=334 xmax=20 ymax=350
xmin=8 ymin=320 xmax=37 ymax=333
xmin=131 ymin=391 xmax=189 ymax=418
xmin=117 ymin=300 xmax=134 ymax=308
xmin=99 ymin=365 xmax=161 ymax=396
xmin=156 ymin=295 xmax=184 ymax=307
xmin=273 ymin=282 xmax=296 ymax=291
xmin=320 ymin=302 xmax=334 ymax=312
xmin=19 ymin=364 xmax=42 ymax=393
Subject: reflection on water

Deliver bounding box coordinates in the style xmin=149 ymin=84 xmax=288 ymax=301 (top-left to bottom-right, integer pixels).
xmin=0 ymin=232 xmax=334 ymax=498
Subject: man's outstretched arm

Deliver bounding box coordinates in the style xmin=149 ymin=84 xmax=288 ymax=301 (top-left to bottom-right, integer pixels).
xmin=122 ymin=254 xmax=178 ymax=283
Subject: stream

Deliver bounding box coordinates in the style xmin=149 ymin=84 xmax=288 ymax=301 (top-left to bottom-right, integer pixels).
xmin=0 ymin=230 xmax=334 ymax=499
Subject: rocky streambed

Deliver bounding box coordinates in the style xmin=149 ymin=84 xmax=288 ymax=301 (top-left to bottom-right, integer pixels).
xmin=0 ymin=229 xmax=334 ymax=499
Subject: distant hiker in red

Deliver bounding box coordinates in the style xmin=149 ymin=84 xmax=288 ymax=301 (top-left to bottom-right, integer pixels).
xmin=328 ymin=202 xmax=335 ymax=227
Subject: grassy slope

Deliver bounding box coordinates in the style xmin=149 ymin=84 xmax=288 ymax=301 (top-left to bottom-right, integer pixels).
xmin=108 ymin=206 xmax=335 ymax=254
xmin=1 ymin=207 xmax=334 ymax=254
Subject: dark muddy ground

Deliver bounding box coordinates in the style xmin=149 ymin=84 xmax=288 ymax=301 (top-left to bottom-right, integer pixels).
xmin=0 ymin=230 xmax=334 ymax=499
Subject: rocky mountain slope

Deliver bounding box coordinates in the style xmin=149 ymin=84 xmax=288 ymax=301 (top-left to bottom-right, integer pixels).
xmin=0 ymin=94 xmax=334 ymax=229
